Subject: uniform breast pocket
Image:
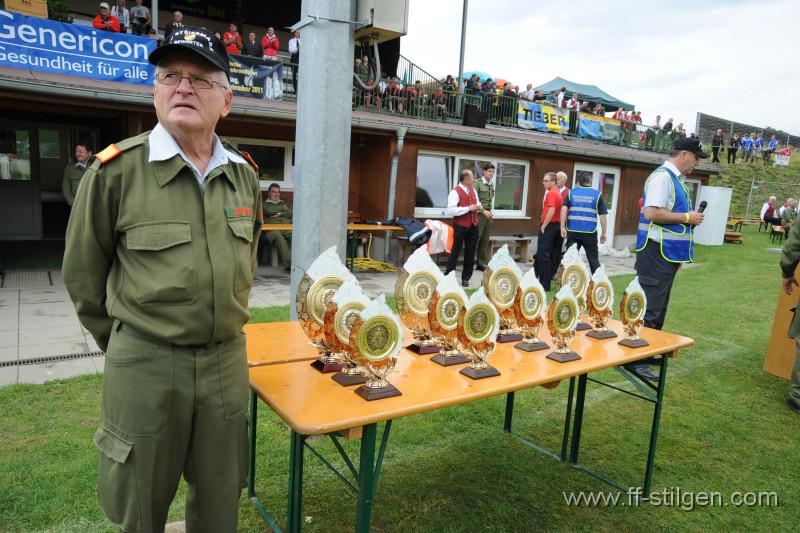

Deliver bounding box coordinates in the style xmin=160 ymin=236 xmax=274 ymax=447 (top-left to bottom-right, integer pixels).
xmin=125 ymin=221 xmax=197 ymax=305
xmin=227 ymin=217 xmax=255 ymax=294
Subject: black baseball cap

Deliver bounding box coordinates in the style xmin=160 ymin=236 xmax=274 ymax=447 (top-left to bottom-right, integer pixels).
xmin=673 ymin=137 xmax=709 ymax=158
xmin=148 ymin=27 xmax=229 ymax=75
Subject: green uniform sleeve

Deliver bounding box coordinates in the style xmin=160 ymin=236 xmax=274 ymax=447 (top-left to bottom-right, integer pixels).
xmin=284 ymin=203 xmax=293 ymax=221
xmin=62 ymin=166 xmax=74 ymax=206
xmin=63 ymin=161 xmax=119 ymax=351
xmin=780 ymin=220 xmax=800 ymax=279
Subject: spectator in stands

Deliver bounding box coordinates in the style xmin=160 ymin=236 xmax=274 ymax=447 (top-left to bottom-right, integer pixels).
xmin=592 ymin=102 xmax=605 ymax=115
xmin=147 ymin=28 xmax=158 ymax=40
xmin=111 ymin=0 xmax=129 ymax=33
xmin=761 ymin=196 xmax=782 ymax=226
xmin=262 ymin=27 xmax=280 ymax=59
xmin=466 ymin=74 xmax=480 ymax=95
xmin=164 ymin=11 xmax=183 ymax=41
xmin=782 ymin=198 xmax=798 ymax=227
xmin=662 ymin=118 xmax=674 ymax=132
xmin=242 ymin=32 xmax=261 ymax=57
xmin=711 ymin=128 xmax=724 ymax=163
xmin=223 ymin=23 xmax=242 ymax=55
xmin=612 ymin=108 xmax=625 ymax=120
xmin=546 ymin=91 xmax=557 ymax=105
xmin=503 ymin=84 xmax=517 ymax=98
xmin=407 ymin=80 xmax=422 ymax=115
xmin=675 ymin=123 xmax=686 ymax=135
xmin=129 ymin=0 xmax=150 ymax=36
xmin=633 ymin=111 xmax=642 ymax=123
xmin=557 ymin=86 xmax=567 ymax=108
xmin=654 ymin=115 xmax=661 ymax=128
xmin=764 ymin=134 xmax=779 ymax=165
xmin=579 ymin=101 xmax=590 ymax=113
xmin=519 ymin=84 xmax=535 ymax=101
xmin=442 ymin=74 xmax=456 ymax=115
xmin=214 ymin=31 xmax=222 ymax=41
xmin=742 ymin=132 xmax=756 ymax=163
xmin=728 ymin=133 xmax=739 ymax=164
xmin=93 ymin=3 xmax=121 ymax=33
xmin=567 ymin=92 xmax=579 ymax=112
xmin=359 ymin=56 xmax=373 ymax=82
xmin=534 ymin=90 xmax=547 ymax=103
xmin=755 ymin=133 xmax=764 ymax=163
xmin=288 ymin=30 xmax=300 ymax=93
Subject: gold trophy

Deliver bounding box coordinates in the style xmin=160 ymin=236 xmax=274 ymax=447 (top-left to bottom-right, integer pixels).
xmin=513 ymin=268 xmax=549 ymax=352
xmin=296 ymin=246 xmax=356 ymax=373
xmin=348 ymin=294 xmax=403 ymax=401
xmin=618 ymin=277 xmax=649 ymax=348
xmin=482 ymin=245 xmax=523 ymax=342
xmin=457 ymin=287 xmax=501 ymax=379
xmin=395 ymin=246 xmax=444 ymax=355
xmin=324 ymin=279 xmax=370 ymax=386
xmin=546 ymin=285 xmax=581 ymax=363
xmin=428 ymin=272 xmax=471 ymax=366
xmin=559 ymin=244 xmax=592 ymax=331
xmin=585 ymin=266 xmax=618 ymax=340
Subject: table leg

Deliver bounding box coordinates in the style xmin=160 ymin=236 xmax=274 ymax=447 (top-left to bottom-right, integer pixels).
xmin=643 ymin=354 xmax=669 ymax=496
xmin=569 ymin=374 xmax=588 ymax=465
xmin=503 ymin=392 xmax=515 ymax=432
xmin=355 ymin=423 xmax=378 ymax=533
xmin=561 ymin=377 xmax=576 ymax=461
xmin=287 ymin=430 xmax=307 ymax=533
xmin=248 ymin=390 xmax=258 ymax=499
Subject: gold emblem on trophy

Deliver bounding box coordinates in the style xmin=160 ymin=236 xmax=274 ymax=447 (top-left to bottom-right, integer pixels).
xmin=559 ymin=244 xmax=592 ymax=331
xmin=296 ymin=246 xmax=356 ymax=373
xmin=324 ymin=279 xmax=370 ymax=386
xmin=513 ymin=268 xmax=549 ymax=352
xmin=395 ymin=246 xmax=444 ymax=355
xmin=482 ymin=245 xmax=523 ymax=342
xmin=618 ymin=277 xmax=649 ymax=348
xmin=348 ymin=295 xmax=403 ymax=401
xmin=457 ymin=287 xmax=501 ymax=379
xmin=585 ymin=265 xmax=617 ymax=340
xmin=428 ymin=272 xmax=470 ymax=366
xmin=546 ymin=285 xmax=581 ymax=362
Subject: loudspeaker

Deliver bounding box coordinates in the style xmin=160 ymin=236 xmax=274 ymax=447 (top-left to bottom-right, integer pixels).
xmin=463 ymin=105 xmax=487 ymax=128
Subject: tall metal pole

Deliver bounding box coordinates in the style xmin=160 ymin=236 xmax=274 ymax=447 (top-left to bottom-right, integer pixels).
xmin=289 ymin=0 xmax=356 ymax=319
xmin=457 ymin=0 xmax=468 ymax=95
xmin=152 ymin=0 xmax=159 ymax=37
xmin=745 ymin=175 xmax=755 ymax=220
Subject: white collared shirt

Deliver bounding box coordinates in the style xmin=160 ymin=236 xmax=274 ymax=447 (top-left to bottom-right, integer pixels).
xmin=148 ymin=123 xmax=245 ymax=189
xmin=445 ymin=183 xmax=482 ymax=217
xmin=643 ymin=160 xmax=685 ymax=242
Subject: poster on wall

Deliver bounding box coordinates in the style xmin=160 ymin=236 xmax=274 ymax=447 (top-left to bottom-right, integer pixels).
xmin=517 ymin=101 xmax=570 ymax=135
xmin=228 ymin=55 xmax=284 ymax=100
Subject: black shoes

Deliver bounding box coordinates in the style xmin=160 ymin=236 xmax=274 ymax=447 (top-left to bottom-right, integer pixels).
xmin=625 ymin=363 xmax=659 ymax=384
xmin=462 ymin=280 xmax=470 ymax=288
xmin=476 ymin=266 xmax=485 ymax=272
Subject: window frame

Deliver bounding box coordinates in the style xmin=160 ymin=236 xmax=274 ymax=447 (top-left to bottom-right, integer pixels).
xmin=413 ymin=150 xmax=530 ymax=219
xmin=226 ymin=136 xmax=295 ymax=191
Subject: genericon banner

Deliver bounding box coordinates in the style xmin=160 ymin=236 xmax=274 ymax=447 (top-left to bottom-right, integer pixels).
xmin=0 ymin=9 xmax=155 ymax=84
xmin=517 ymin=101 xmax=569 ymax=134
xmin=228 ymin=55 xmax=284 ymax=100
xmin=578 ymin=113 xmax=623 ymax=142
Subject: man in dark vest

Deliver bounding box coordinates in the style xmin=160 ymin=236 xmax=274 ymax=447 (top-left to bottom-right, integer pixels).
xmin=445 ymin=168 xmax=484 ymax=288
xmin=559 ymin=173 xmax=608 ymax=273
xmin=475 ymin=163 xmax=495 ymax=271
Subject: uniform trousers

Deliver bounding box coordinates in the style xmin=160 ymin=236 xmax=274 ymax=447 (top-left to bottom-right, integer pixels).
xmin=445 ymin=223 xmax=478 ymax=283
xmin=94 ymin=322 xmax=249 ymax=533
xmin=634 ymin=239 xmax=681 ymax=331
xmin=536 ymin=222 xmax=563 ymax=291
xmin=476 ymin=213 xmax=493 ymax=269
xmin=565 ymin=231 xmax=601 ymax=273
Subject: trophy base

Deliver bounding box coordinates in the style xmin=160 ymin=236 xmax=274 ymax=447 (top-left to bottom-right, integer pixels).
xmin=618 ymin=338 xmax=649 ymax=348
xmin=546 ymin=351 xmax=582 ymax=363
xmin=514 ymin=340 xmax=549 ymax=352
xmin=355 ymin=384 xmax=402 ymax=401
xmin=575 ymin=321 xmax=592 ymax=331
xmin=406 ymin=343 xmax=442 ymax=355
xmin=586 ymin=329 xmax=618 ymax=340
xmin=332 ymin=371 xmax=368 ymax=386
xmin=497 ymin=333 xmax=524 ymax=343
xmin=310 ymin=359 xmax=345 ymax=373
xmin=431 ymin=353 xmax=470 ymax=366
xmin=459 ymin=365 xmax=501 ymax=380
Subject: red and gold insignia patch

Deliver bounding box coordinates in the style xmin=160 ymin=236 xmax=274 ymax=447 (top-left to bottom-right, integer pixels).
xmin=95 ymin=144 xmax=122 ymax=165
xmin=240 ymin=150 xmax=259 ymax=171
xmin=225 ymin=207 xmax=254 ymax=219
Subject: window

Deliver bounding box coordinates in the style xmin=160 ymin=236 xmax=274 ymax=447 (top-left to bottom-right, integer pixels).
xmin=0 ymin=128 xmax=31 ymax=181
xmin=414 ymin=151 xmax=529 ymax=218
xmin=599 ymin=172 xmax=616 ymax=211
xmin=38 ymin=129 xmax=61 ymax=159
xmin=226 ymin=137 xmax=295 ymax=190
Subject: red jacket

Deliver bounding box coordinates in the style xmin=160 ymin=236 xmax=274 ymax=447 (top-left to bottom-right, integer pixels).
xmin=261 ymin=35 xmax=280 ymax=57
xmin=453 ymin=186 xmax=479 ymax=228
xmin=224 ymin=32 xmax=242 ymax=55
xmin=93 ymin=15 xmax=120 ymax=32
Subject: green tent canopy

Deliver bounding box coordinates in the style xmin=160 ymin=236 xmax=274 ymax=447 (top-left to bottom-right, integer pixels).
xmin=533 ymin=77 xmax=634 ymax=111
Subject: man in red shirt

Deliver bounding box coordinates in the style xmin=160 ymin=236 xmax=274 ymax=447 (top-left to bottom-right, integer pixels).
xmin=537 ymin=171 xmax=563 ymax=291
xmin=445 ymin=169 xmax=485 ymax=288
xmin=93 ymin=3 xmax=121 ymax=32
xmin=223 ymin=23 xmax=242 ymax=55
xmin=262 ymin=27 xmax=280 ymax=58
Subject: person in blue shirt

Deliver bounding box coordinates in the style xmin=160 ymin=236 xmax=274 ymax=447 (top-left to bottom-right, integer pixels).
xmin=742 ymin=133 xmax=756 ymax=163
xmin=764 ymin=134 xmax=779 ymax=165
xmin=559 ymin=173 xmax=608 ymax=273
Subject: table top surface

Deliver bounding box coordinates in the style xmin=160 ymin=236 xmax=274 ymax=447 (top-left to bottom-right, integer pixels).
xmin=249 ymin=319 xmax=693 ymax=435
xmin=262 ymin=223 xmax=404 ymax=232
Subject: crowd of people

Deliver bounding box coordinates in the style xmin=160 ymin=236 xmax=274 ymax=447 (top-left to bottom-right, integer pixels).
xmin=761 ymin=196 xmax=798 ymax=228
xmin=713 ymin=129 xmax=784 ymax=165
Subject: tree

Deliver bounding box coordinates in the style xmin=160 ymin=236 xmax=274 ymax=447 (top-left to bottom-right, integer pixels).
xmin=47 ymin=0 xmax=73 ymax=23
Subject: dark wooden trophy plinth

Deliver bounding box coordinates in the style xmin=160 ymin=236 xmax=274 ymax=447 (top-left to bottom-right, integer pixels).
xmin=618 ymin=337 xmax=649 ymax=348
xmin=546 ymin=351 xmax=581 ymax=363
xmin=497 ymin=332 xmax=523 ymax=343
xmin=514 ymin=340 xmax=549 ymax=352
xmin=332 ymin=370 xmax=368 ymax=386
xmin=586 ymin=329 xmax=617 ymax=340
xmin=310 ymin=358 xmax=345 ymax=373
xmin=431 ymin=352 xmax=470 ymax=366
xmin=459 ymin=365 xmax=501 ymax=379
xmin=406 ymin=343 xmax=442 ymax=355
xmin=575 ymin=321 xmax=592 ymax=331
xmin=355 ymin=384 xmax=402 ymax=401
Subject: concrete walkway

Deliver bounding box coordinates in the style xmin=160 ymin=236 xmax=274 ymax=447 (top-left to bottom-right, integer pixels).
xmin=0 ymin=251 xmax=636 ymax=387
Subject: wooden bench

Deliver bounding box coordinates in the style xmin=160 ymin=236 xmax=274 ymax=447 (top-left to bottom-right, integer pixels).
xmin=771 ymin=226 xmax=786 ymax=244
xmin=724 ymin=232 xmax=743 ymax=244
xmin=489 ymin=235 xmax=534 ymax=263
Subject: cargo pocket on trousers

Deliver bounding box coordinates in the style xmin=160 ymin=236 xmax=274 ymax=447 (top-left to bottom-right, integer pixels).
xmin=219 ymin=337 xmax=249 ymax=420
xmin=94 ymin=427 xmax=141 ymax=532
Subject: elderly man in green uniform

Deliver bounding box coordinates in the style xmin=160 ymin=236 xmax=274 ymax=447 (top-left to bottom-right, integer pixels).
xmin=475 ymin=163 xmax=495 ymax=271
xmin=260 ymin=182 xmax=292 ymax=269
xmin=780 ymin=218 xmax=800 ymax=415
xmin=61 ymin=143 xmax=92 ymax=206
xmin=63 ymin=28 xmax=261 ymax=532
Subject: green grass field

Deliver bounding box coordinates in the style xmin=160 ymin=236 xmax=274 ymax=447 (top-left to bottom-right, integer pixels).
xmin=1 ymin=224 xmax=799 ymax=532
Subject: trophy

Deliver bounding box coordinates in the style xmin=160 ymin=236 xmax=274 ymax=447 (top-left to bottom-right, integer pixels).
xmin=546 ymin=285 xmax=581 ymax=363
xmin=296 ymin=246 xmax=356 ymax=373
xmin=428 ymin=272 xmax=470 ymax=366
xmin=513 ymin=268 xmax=549 ymax=352
xmin=395 ymin=246 xmax=444 ymax=355
xmin=559 ymin=244 xmax=592 ymax=331
xmin=324 ymin=279 xmax=370 ymax=386
xmin=482 ymin=245 xmax=523 ymax=342
xmin=457 ymin=287 xmax=501 ymax=379
xmin=348 ymin=294 xmax=403 ymax=401
xmin=585 ymin=266 xmax=617 ymax=340
xmin=618 ymin=277 xmax=649 ymax=348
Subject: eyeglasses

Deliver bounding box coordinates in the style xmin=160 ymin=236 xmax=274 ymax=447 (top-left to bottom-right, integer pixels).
xmin=542 ymin=179 xmax=553 ymax=183
xmin=156 ymin=71 xmax=228 ymax=90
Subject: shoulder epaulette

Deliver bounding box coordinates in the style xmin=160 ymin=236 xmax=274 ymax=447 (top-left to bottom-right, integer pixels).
xmin=240 ymin=150 xmax=259 ymax=172
xmin=92 ymin=133 xmax=147 ymax=167
xmin=220 ymin=138 xmax=259 ymax=172
xmin=95 ymin=144 xmax=122 ymax=165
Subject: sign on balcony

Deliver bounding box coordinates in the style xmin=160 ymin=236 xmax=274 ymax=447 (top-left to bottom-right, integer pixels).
xmin=517 ymin=101 xmax=570 ymax=135
xmin=0 ymin=9 xmax=155 ymax=85
xmin=228 ymin=55 xmax=284 ymax=101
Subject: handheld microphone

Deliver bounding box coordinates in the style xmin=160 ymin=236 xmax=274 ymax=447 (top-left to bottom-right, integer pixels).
xmin=698 ymin=201 xmax=708 ymax=213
